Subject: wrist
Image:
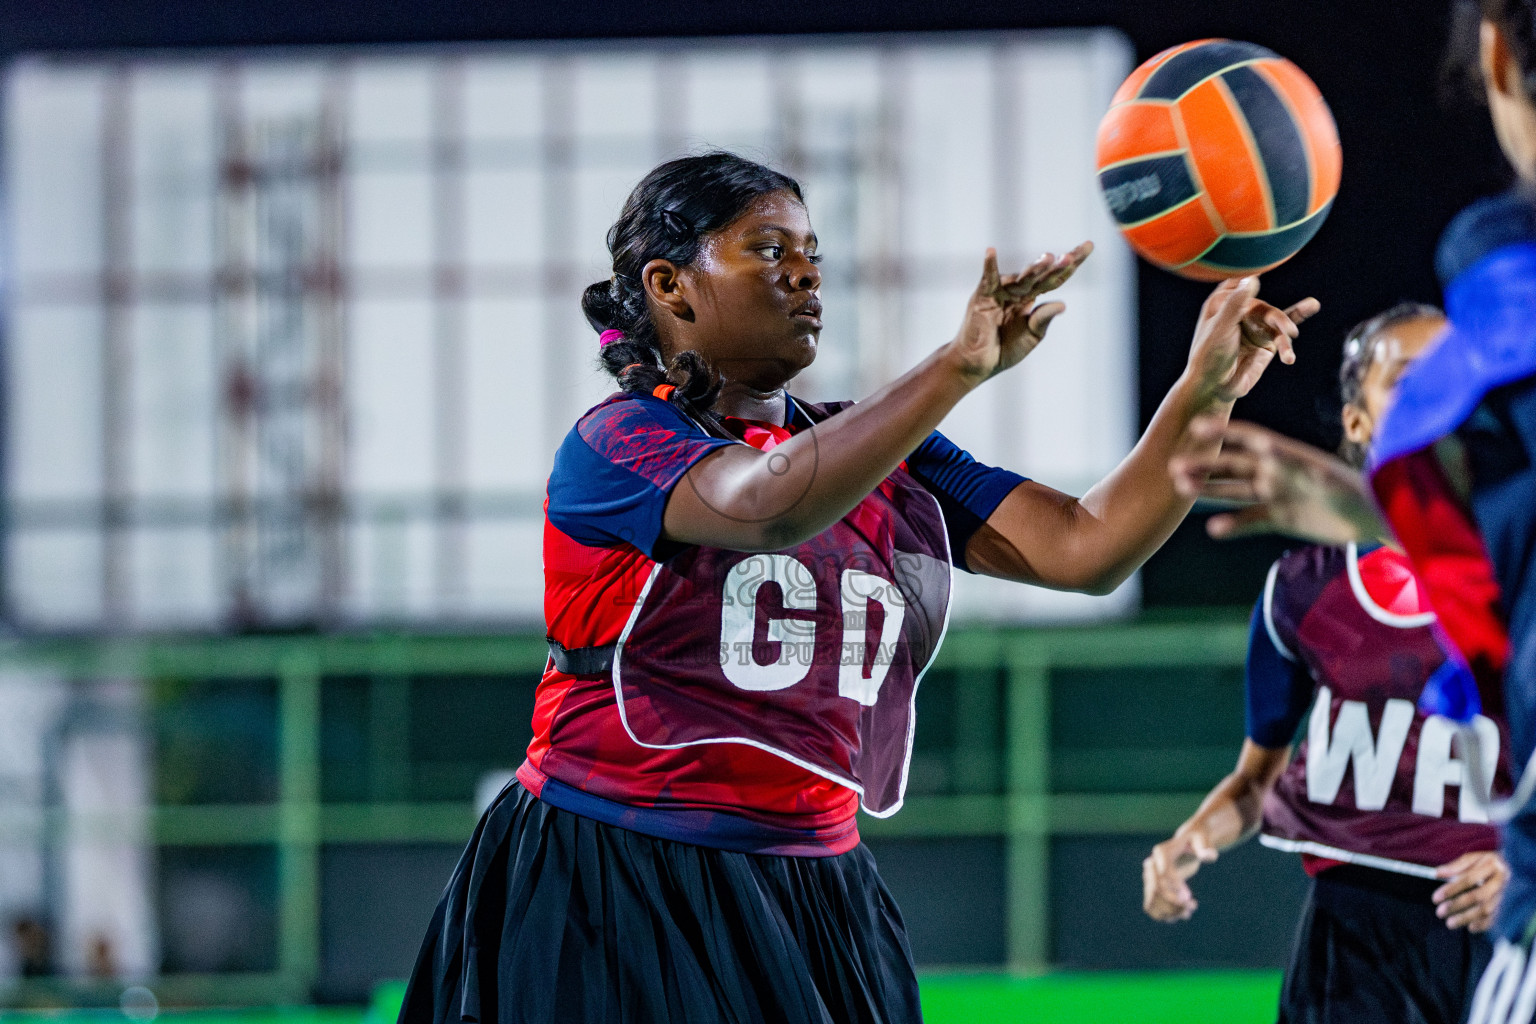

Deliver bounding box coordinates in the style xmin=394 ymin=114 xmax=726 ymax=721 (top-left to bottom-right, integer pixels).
xmin=1174 ymin=371 xmax=1235 ymax=417
xmin=937 ymin=339 xmax=990 ymax=392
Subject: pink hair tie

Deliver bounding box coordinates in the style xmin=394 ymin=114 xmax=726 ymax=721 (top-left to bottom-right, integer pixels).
xmin=599 ymin=329 xmax=625 ymax=347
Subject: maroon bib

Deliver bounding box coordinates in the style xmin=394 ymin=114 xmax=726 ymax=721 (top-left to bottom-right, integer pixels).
xmin=612 ymin=468 xmax=951 ymax=816
xmin=1259 ymin=544 xmax=1509 ymax=872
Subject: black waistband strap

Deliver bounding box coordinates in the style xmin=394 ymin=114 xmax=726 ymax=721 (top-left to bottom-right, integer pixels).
xmin=547 ymin=637 xmax=617 ymax=676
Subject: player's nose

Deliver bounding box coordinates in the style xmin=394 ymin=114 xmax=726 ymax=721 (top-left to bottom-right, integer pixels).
xmin=788 ymin=255 xmax=820 ymax=292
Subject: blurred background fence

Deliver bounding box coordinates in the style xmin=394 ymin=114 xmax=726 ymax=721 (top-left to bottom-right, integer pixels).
xmin=0 ymin=617 xmax=1312 ymax=1008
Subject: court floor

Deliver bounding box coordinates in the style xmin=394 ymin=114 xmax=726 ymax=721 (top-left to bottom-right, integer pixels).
xmin=0 ymin=970 xmax=1284 ymax=1024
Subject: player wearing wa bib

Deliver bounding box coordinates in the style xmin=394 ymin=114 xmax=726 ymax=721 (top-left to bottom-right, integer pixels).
xmin=1150 ymin=305 xmax=1512 ymax=1024
xmin=1256 ymin=543 xmax=1508 ymax=876
xmin=1210 ymin=542 xmax=1508 ymax=1023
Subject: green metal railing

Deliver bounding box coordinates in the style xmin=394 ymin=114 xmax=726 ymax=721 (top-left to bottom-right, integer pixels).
xmin=0 ymin=616 xmax=1251 ymax=1005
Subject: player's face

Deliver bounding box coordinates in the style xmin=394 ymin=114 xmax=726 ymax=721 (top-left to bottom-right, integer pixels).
xmin=1343 ymin=314 xmax=1446 ymax=448
xmin=676 ymin=191 xmax=823 ymax=389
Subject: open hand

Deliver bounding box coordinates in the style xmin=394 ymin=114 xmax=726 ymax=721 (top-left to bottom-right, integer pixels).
xmin=948 ymin=242 xmax=1093 ymax=383
xmin=1185 ymin=277 xmax=1319 ymax=407
xmin=1434 ymin=851 xmax=1508 ymax=932
xmin=1143 ymin=830 xmax=1219 ymax=922
xmin=1169 ymin=418 xmax=1390 ymax=544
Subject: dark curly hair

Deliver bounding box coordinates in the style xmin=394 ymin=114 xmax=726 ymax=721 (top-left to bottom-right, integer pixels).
xmin=581 ymin=152 xmax=805 ymax=435
xmin=1336 ymin=302 xmax=1443 ymax=467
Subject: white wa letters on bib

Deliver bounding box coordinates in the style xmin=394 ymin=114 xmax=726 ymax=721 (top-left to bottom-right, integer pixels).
xmin=1306 ymin=685 xmax=1501 ymax=822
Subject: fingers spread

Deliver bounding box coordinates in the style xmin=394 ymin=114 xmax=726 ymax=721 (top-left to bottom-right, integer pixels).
xmin=1239 ymin=304 xmax=1301 ymax=365
xmin=993 ymin=240 xmax=1092 ymax=309
xmin=1284 ymin=297 xmax=1321 ymax=325
xmin=1169 ymin=458 xmax=1210 ymax=498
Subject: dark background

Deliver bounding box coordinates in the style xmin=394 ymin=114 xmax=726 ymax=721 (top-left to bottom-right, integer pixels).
xmin=0 ymin=0 xmax=1512 ymax=606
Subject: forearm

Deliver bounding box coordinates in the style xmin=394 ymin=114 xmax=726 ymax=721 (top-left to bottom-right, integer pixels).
xmin=1072 ymin=373 xmax=1231 ymax=587
xmin=665 ymin=346 xmax=977 ymax=550
xmin=1176 ymin=768 xmax=1270 ymax=851
xmin=976 ymin=373 xmax=1227 ymax=593
xmin=1177 ymin=739 xmax=1289 ymax=848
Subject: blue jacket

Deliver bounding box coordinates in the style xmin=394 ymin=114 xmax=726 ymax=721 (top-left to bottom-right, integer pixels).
xmin=1372 ymin=187 xmax=1536 ymax=940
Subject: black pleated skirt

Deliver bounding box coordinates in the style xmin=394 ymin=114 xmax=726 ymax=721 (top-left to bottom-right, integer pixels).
xmin=398 ymin=783 xmax=923 ymax=1024
xmin=1279 ymin=865 xmax=1492 ymax=1023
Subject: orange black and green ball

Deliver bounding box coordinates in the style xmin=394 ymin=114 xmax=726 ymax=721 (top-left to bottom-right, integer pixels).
xmin=1096 ymin=39 xmax=1341 ymax=281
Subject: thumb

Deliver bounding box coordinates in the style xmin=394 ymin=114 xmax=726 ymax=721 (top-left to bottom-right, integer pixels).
xmin=978 ymin=248 xmax=1000 ymax=296
xmin=1189 ymin=832 xmax=1220 ymax=864
xmin=1208 ymin=276 xmax=1259 ymax=331
xmin=1199 ymin=276 xmax=1245 ymax=321
xmin=1027 ymin=301 xmax=1066 ymax=338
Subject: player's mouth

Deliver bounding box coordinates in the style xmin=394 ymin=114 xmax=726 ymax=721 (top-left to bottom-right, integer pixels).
xmin=791 ymin=298 xmax=823 ymax=329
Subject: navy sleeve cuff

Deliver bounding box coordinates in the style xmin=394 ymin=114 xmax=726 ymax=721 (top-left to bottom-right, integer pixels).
xmin=904 ymin=431 xmax=1026 ymax=572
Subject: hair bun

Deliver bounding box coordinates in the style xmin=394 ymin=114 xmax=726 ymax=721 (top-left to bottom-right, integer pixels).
xmin=580 ymin=279 xmax=622 ymax=333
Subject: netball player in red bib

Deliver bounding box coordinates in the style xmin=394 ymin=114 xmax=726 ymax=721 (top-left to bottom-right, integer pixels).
xmin=1149 ymin=307 xmax=1512 ymax=1023
xmin=400 ymin=152 xmax=1316 ymax=1024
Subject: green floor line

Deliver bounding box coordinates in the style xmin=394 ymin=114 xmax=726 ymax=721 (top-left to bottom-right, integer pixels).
xmin=918 ymin=971 xmax=1282 ymax=1023
xmin=1 ymin=971 xmax=1283 ymax=1024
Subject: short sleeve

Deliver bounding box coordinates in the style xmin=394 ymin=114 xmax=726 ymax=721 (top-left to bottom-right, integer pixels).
xmin=546 ymin=395 xmax=736 ymax=559
xmin=1244 ymin=591 xmax=1314 ymax=748
xmin=904 ymin=430 xmax=1026 ymax=572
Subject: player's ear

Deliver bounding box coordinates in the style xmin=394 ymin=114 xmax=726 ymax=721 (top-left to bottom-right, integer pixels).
xmin=641 ymin=259 xmax=693 ymax=320
xmin=1482 ymin=17 xmax=1521 ymax=100
xmin=1341 ymin=403 xmax=1373 ymax=448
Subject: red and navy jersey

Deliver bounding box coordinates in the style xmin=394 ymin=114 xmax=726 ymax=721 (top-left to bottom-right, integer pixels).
xmin=1246 ymin=543 xmax=1509 ymax=877
xmin=518 ymin=392 xmax=1025 ymax=856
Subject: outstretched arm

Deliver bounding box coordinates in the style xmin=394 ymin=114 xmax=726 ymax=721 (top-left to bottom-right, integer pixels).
xmin=1168 ymin=418 xmax=1393 ymax=546
xmin=1143 ymin=739 xmax=1292 ymax=922
xmin=662 ymin=244 xmax=1091 ymax=551
xmin=966 ymin=278 xmax=1320 ymax=594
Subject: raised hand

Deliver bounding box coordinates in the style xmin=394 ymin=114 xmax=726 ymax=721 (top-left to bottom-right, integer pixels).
xmin=1169 ymin=417 xmax=1390 ymax=544
xmin=1184 ymin=277 xmax=1319 ymax=408
xmin=948 ymin=242 xmax=1093 ymax=383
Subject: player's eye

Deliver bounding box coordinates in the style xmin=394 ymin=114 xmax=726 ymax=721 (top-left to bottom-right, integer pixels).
xmin=807 ymin=253 xmax=823 ymax=265
xmin=758 ymin=244 xmax=784 ymax=260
